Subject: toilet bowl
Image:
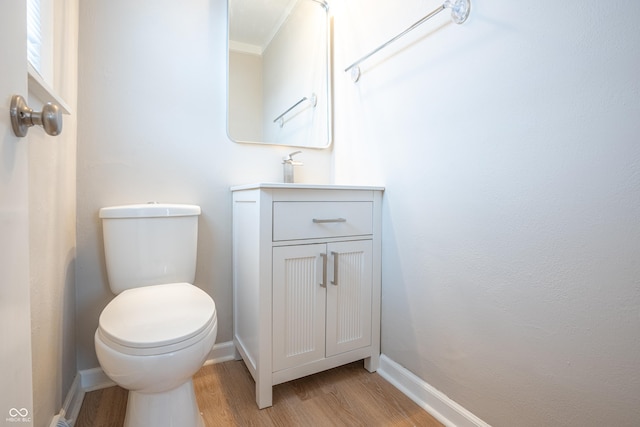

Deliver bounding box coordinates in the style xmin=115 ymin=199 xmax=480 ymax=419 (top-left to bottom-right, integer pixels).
xmin=95 ymin=204 xmax=216 ymax=427
xmin=95 ymin=283 xmax=216 ymax=427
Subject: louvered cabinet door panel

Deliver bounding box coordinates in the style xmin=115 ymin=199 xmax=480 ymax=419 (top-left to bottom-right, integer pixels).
xmin=273 ymin=244 xmax=326 ymax=372
xmin=325 ymin=240 xmax=373 ymax=357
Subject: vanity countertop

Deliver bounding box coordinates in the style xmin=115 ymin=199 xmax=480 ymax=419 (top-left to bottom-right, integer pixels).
xmin=230 ymin=182 xmax=385 ymax=192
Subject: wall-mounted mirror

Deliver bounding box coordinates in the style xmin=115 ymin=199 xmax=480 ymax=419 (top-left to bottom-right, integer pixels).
xmin=227 ymin=0 xmax=332 ymax=148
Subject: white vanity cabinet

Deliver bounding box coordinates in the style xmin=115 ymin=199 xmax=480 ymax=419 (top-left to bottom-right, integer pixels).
xmin=231 ymin=183 xmax=383 ymax=408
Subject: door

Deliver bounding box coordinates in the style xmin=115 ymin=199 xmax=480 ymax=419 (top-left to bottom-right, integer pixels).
xmin=1 ymin=1 xmax=35 ymax=425
xmin=273 ymin=240 xmax=374 ymax=371
xmin=326 ymin=240 xmax=373 ymax=357
xmin=272 ymin=244 xmax=326 ymax=372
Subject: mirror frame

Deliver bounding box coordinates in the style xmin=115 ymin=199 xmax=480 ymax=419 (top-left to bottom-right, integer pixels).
xmin=226 ymin=0 xmax=333 ymax=149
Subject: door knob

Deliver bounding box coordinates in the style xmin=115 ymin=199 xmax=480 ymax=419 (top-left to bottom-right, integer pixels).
xmin=10 ymin=95 xmax=62 ymax=137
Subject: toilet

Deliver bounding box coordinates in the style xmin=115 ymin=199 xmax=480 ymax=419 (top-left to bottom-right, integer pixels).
xmin=95 ymin=203 xmax=217 ymax=427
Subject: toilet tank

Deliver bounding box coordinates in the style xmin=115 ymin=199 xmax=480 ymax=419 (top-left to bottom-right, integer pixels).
xmin=99 ymin=203 xmax=201 ymax=294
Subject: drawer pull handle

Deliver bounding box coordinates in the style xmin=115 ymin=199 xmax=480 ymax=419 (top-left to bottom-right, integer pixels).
xmin=312 ymin=218 xmax=346 ymax=224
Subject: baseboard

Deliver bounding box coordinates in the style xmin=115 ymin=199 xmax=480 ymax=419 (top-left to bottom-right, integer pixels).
xmin=48 ymin=368 xmax=112 ymax=427
xmin=78 ymin=367 xmax=115 ymax=392
xmin=378 ymin=354 xmax=491 ymax=427
xmin=48 ymin=374 xmax=83 ymax=427
xmin=203 ymin=340 xmax=238 ymax=365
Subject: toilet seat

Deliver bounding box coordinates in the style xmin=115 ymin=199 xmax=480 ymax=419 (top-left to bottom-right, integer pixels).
xmin=98 ymin=282 xmax=216 ymax=356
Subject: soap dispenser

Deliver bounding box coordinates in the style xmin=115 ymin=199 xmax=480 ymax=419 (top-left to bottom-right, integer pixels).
xmin=282 ymin=151 xmax=303 ymax=183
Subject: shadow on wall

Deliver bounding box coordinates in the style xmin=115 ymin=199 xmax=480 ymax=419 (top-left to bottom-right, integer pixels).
xmin=62 ymin=251 xmax=77 ymax=394
xmin=379 ymin=191 xmax=421 ymax=362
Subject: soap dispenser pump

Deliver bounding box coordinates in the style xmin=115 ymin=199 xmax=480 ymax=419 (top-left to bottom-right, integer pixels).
xmin=283 ymin=151 xmax=303 ymax=183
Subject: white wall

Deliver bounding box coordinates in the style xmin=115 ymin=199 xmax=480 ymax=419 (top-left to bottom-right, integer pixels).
xmin=75 ymin=0 xmax=332 ymax=370
xmin=333 ymin=0 xmax=640 ymax=426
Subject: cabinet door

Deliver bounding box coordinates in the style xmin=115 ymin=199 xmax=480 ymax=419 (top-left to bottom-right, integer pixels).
xmin=273 ymin=244 xmax=326 ymax=372
xmin=326 ymin=240 xmax=373 ymax=357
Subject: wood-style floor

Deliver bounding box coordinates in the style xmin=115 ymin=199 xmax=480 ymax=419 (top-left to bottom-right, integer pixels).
xmin=76 ymin=360 xmax=443 ymax=427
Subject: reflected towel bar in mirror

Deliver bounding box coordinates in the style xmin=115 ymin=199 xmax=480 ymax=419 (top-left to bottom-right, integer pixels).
xmin=344 ymin=0 xmax=470 ymax=82
xmin=273 ymin=93 xmax=317 ymax=128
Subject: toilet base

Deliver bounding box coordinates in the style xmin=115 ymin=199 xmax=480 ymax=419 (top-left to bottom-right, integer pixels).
xmin=124 ymin=379 xmax=204 ymax=427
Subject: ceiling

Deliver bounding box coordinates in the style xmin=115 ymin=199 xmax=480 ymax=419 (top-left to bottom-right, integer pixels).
xmin=228 ymin=0 xmax=300 ymax=52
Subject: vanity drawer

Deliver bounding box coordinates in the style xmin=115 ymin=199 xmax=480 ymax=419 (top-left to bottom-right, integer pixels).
xmin=273 ymin=201 xmax=373 ymax=241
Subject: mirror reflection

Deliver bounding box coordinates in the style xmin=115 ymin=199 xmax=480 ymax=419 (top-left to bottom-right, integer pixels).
xmin=227 ymin=0 xmax=331 ymax=148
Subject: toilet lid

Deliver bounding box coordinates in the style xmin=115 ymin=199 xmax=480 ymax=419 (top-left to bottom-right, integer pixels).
xmin=99 ymin=283 xmax=216 ymax=350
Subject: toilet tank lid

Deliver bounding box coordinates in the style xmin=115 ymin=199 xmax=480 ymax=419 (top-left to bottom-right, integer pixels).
xmin=99 ymin=203 xmax=201 ymax=218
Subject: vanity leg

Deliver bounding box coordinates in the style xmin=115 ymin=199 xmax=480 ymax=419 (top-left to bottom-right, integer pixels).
xmin=364 ymin=353 xmax=380 ymax=373
xmin=256 ymin=380 xmax=273 ymax=409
